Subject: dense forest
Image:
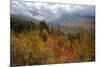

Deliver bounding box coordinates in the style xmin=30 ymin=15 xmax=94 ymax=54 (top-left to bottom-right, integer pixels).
xmin=11 ymin=16 xmax=95 ymax=66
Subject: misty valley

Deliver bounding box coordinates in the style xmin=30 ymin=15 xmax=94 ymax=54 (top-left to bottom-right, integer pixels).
xmin=11 ymin=1 xmax=95 ymax=66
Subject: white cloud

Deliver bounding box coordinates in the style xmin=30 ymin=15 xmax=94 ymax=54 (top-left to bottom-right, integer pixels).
xmin=11 ymin=0 xmax=95 ymax=22
xmin=22 ymin=0 xmax=95 ymax=5
xmin=11 ymin=0 xmax=34 ymax=18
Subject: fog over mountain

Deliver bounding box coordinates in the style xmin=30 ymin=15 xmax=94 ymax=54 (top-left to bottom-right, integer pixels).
xmin=11 ymin=0 xmax=95 ymax=29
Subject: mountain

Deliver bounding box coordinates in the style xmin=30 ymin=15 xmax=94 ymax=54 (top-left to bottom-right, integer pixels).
xmin=47 ymin=13 xmax=95 ymax=30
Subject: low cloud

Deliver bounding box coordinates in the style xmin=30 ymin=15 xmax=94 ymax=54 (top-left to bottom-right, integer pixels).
xmin=11 ymin=0 xmax=95 ymax=22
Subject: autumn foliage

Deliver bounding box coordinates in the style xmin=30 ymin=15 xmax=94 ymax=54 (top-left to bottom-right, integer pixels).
xmin=11 ymin=17 xmax=95 ymax=66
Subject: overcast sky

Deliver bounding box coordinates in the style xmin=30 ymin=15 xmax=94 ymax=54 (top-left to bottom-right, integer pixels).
xmin=11 ymin=0 xmax=95 ymax=23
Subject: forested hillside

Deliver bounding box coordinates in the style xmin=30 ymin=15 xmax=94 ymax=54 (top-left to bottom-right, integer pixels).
xmin=11 ymin=16 xmax=95 ymax=66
